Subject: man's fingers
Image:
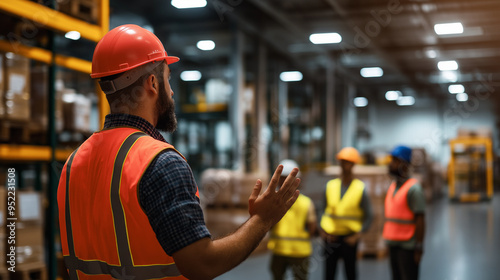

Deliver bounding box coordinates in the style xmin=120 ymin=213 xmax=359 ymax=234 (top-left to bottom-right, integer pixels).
xmin=265 ymin=165 xmax=283 ymax=194
xmin=285 ymin=189 xmax=300 ymax=208
xmin=277 ymin=168 xmax=299 ymax=196
xmin=248 ymin=179 xmax=262 ymax=203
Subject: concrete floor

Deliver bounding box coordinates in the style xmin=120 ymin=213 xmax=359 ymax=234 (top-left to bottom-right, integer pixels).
xmin=215 ymin=194 xmax=500 ymax=280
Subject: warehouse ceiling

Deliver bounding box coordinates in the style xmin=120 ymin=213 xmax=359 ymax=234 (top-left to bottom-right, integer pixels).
xmin=111 ymin=0 xmax=500 ymax=101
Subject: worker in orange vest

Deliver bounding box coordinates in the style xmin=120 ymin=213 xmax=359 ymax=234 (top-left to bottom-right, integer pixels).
xmin=268 ymin=159 xmax=317 ymax=280
xmin=320 ymin=147 xmax=373 ymax=280
xmin=383 ymin=146 xmax=426 ymax=280
xmin=57 ymin=24 xmax=301 ymax=280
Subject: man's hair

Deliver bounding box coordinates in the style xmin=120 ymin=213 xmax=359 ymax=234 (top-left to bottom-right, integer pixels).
xmin=101 ymin=61 xmax=166 ymax=113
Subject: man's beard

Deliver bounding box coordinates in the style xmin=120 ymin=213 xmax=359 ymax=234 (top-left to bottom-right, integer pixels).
xmin=155 ymin=81 xmax=177 ymax=133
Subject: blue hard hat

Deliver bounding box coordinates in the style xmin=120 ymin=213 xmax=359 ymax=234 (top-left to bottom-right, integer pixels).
xmin=391 ymin=145 xmax=412 ymax=163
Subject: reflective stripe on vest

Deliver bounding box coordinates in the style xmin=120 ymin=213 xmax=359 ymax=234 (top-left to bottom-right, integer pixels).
xmin=383 ymin=178 xmax=418 ymax=241
xmin=60 ymin=129 xmax=190 ymax=279
xmin=320 ymin=178 xmax=364 ymax=235
xmin=268 ymin=194 xmax=312 ymax=257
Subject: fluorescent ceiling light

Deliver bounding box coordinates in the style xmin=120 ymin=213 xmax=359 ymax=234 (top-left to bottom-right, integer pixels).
xmin=181 ymin=70 xmax=202 ymax=81
xmin=197 ymin=40 xmax=215 ymax=51
xmin=438 ymin=60 xmax=458 ymax=71
xmin=448 ymin=84 xmax=465 ymax=94
xmin=65 ymin=31 xmax=81 ymax=40
xmin=280 ymin=71 xmax=303 ymax=82
xmin=441 ymin=71 xmax=458 ymax=82
xmin=396 ymin=96 xmax=415 ymax=106
xmin=385 ymin=90 xmax=402 ymax=101
xmin=360 ymin=67 xmax=383 ymax=78
xmin=353 ymin=97 xmax=368 ymax=107
xmin=171 ymin=0 xmax=207 ymax=9
xmin=456 ymin=92 xmax=468 ymax=102
xmin=434 ymin=22 xmax=464 ymax=35
xmin=309 ymin=32 xmax=342 ymax=44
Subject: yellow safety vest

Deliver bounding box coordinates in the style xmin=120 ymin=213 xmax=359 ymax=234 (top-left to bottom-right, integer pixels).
xmin=268 ymin=194 xmax=312 ymax=258
xmin=320 ymin=178 xmax=364 ymax=235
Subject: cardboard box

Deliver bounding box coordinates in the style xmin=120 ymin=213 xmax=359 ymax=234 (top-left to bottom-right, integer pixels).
xmin=31 ymin=65 xmax=64 ymax=132
xmin=18 ymin=191 xmax=43 ymax=225
xmin=16 ymin=223 xmax=44 ymax=265
xmin=4 ymin=53 xmax=31 ymax=122
xmin=62 ymin=90 xmax=91 ymax=132
xmin=57 ymin=0 xmax=98 ymax=23
xmin=201 ymin=169 xmax=234 ymax=207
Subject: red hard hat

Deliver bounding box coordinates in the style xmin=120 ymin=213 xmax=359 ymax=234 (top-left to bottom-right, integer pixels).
xmin=91 ymin=24 xmax=179 ymax=79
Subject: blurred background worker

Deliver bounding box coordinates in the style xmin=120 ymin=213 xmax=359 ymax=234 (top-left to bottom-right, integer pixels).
xmin=320 ymin=147 xmax=373 ymax=280
xmin=268 ymin=159 xmax=317 ymax=280
xmin=384 ymin=146 xmax=426 ymax=280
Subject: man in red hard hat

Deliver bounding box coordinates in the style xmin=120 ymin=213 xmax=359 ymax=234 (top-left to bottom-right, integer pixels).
xmin=320 ymin=147 xmax=373 ymax=280
xmin=383 ymin=145 xmax=426 ymax=280
xmin=57 ymin=24 xmax=301 ymax=280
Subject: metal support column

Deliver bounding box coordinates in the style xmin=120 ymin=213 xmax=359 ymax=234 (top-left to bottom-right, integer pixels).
xmin=46 ymin=2 xmax=58 ymax=277
xmin=325 ymin=64 xmax=335 ymax=164
xmin=341 ymin=82 xmax=357 ymax=148
xmin=253 ymin=41 xmax=269 ymax=174
xmin=278 ymin=79 xmax=289 ymax=160
xmin=230 ymin=27 xmax=245 ymax=171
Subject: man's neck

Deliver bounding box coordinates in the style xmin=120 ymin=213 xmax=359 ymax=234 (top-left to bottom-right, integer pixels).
xmin=396 ymin=176 xmax=410 ymax=187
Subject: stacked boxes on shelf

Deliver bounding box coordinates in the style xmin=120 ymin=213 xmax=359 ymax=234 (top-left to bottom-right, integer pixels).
xmin=200 ymin=169 xmax=269 ymax=254
xmin=56 ymin=0 xmax=99 ymax=23
xmin=16 ymin=191 xmax=44 ymax=266
xmin=4 ymin=53 xmax=31 ymax=122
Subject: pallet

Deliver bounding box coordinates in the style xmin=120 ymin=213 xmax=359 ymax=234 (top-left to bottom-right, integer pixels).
xmin=357 ymin=248 xmax=387 ymax=259
xmin=10 ymin=262 xmax=47 ymax=280
xmin=57 ymin=0 xmax=99 ymax=23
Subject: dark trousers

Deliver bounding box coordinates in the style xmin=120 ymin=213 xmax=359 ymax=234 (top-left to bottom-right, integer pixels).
xmin=324 ymin=237 xmax=358 ymax=280
xmin=388 ymin=246 xmax=420 ymax=280
xmin=270 ymin=254 xmax=310 ymax=280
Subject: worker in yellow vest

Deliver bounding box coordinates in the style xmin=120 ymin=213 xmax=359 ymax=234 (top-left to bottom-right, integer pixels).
xmin=320 ymin=147 xmax=373 ymax=280
xmin=383 ymin=146 xmax=426 ymax=280
xmin=268 ymin=159 xmax=317 ymax=280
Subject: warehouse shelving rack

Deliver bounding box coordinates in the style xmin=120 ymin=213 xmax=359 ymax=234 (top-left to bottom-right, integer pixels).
xmin=448 ymin=137 xmax=494 ymax=202
xmin=0 ymin=1 xmax=109 ymax=279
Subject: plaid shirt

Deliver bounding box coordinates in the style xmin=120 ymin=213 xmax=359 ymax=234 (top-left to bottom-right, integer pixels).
xmin=103 ymin=114 xmax=211 ymax=255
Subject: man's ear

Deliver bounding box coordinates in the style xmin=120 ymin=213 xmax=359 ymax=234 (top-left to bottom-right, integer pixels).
xmin=146 ymin=74 xmax=158 ymax=94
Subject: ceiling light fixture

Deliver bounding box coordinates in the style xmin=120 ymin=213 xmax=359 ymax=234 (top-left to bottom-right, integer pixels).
xmin=434 ymin=22 xmax=464 ymax=35
xmin=438 ymin=60 xmax=458 ymax=71
xmin=180 ymin=70 xmax=202 ymax=81
xmin=353 ymin=97 xmax=368 ymax=107
xmin=360 ymin=67 xmax=383 ymax=78
xmin=171 ymin=0 xmax=207 ymax=9
xmin=396 ymin=96 xmax=415 ymax=106
xmin=385 ymin=90 xmax=402 ymax=101
xmin=441 ymin=71 xmax=458 ymax=82
xmin=309 ymin=32 xmax=342 ymax=44
xmin=448 ymin=84 xmax=465 ymax=94
xmin=65 ymin=31 xmax=81 ymax=40
xmin=456 ymin=92 xmax=468 ymax=102
xmin=280 ymin=71 xmax=303 ymax=82
xmin=197 ymin=40 xmax=215 ymax=51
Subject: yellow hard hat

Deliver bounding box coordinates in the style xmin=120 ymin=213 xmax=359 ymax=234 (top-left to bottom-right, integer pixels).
xmin=337 ymin=147 xmax=361 ymax=164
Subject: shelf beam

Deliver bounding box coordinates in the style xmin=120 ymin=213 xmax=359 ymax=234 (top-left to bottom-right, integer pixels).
xmin=0 ymin=145 xmax=73 ymax=162
xmin=0 ymin=0 xmax=104 ymax=42
xmin=0 ymin=39 xmax=91 ymax=74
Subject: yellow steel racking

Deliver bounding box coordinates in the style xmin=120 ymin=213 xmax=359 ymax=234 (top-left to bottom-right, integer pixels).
xmin=0 ymin=0 xmax=109 ymax=162
xmin=448 ymin=137 xmax=494 ymax=202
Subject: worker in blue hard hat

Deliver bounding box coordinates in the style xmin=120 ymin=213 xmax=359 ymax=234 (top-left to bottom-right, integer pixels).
xmin=383 ymin=145 xmax=426 ymax=280
xmin=268 ymin=159 xmax=317 ymax=280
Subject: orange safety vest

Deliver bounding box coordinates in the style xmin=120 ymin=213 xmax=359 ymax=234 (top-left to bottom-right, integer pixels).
xmin=58 ymin=127 xmax=198 ymax=279
xmin=383 ymin=178 xmax=418 ymax=241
